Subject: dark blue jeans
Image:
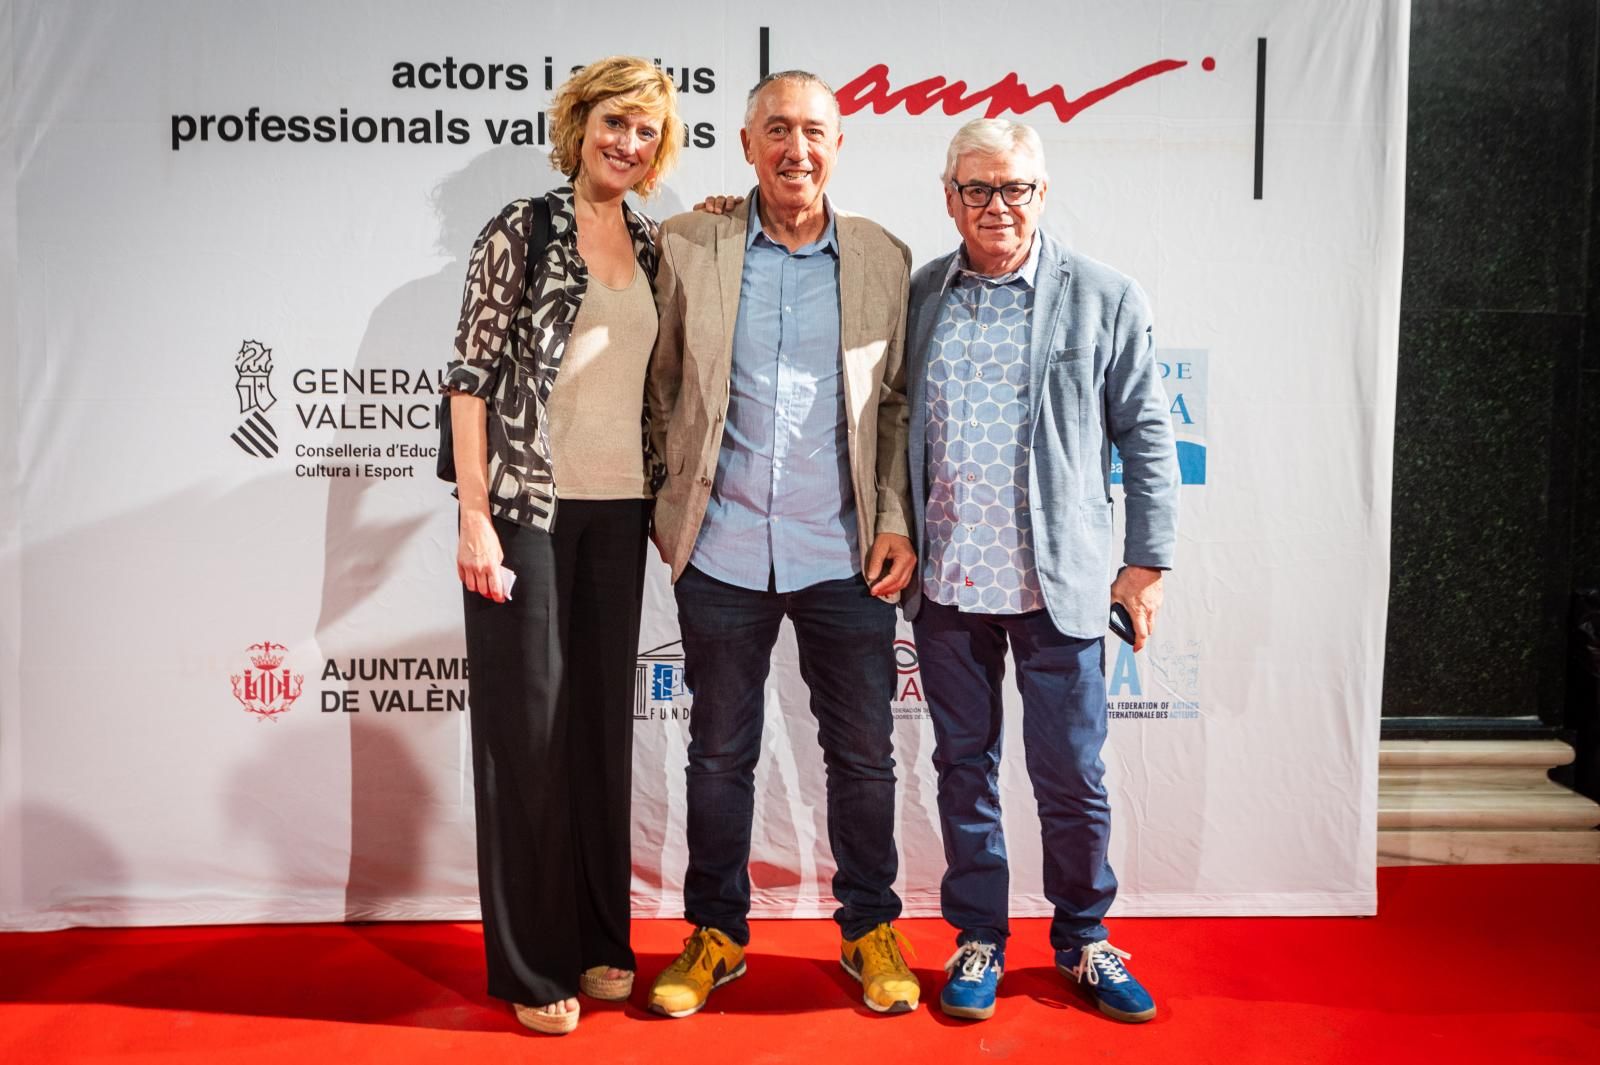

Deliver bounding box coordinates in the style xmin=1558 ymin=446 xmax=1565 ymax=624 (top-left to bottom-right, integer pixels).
xmin=913 ymin=599 xmax=1117 ymax=952
xmin=673 ymin=564 xmax=902 ymax=945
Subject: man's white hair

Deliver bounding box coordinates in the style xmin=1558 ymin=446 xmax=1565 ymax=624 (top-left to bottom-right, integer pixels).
xmin=940 ymin=118 xmax=1048 ymax=184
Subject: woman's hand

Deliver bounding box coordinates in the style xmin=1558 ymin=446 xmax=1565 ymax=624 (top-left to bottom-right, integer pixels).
xmin=458 ymin=509 xmax=506 ymax=601
xmin=693 ymin=194 xmax=745 ymax=216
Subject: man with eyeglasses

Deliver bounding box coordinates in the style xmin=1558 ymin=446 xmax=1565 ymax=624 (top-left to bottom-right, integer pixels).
xmin=901 ymin=118 xmax=1179 ymax=1024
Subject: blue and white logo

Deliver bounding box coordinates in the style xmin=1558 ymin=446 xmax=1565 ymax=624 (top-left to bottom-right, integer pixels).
xmin=1105 ymin=637 xmax=1201 ymax=722
xmin=1111 ymin=348 xmax=1206 ymax=486
xmin=634 ymin=641 xmax=692 ymax=722
xmin=650 ymin=662 xmax=688 ymax=701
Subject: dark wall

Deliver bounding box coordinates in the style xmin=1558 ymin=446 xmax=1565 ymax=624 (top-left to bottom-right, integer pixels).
xmin=1384 ymin=0 xmax=1600 ymax=729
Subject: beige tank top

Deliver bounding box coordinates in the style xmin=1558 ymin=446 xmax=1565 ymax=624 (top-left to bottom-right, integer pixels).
xmin=547 ymin=261 xmax=657 ymax=499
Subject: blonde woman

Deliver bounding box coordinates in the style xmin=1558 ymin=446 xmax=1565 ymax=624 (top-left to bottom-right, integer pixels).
xmin=444 ymin=56 xmax=681 ymax=1035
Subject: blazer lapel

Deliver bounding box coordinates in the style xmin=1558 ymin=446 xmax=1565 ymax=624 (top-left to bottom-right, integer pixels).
xmin=906 ymin=251 xmax=959 ymax=548
xmin=720 ymin=207 xmax=748 ymax=351
xmin=715 ymin=194 xmax=754 ymax=362
xmin=1028 ymin=237 xmax=1072 ymax=426
xmin=909 ymin=253 xmax=956 ymax=387
xmin=838 ymin=230 xmax=866 ymax=370
xmin=907 ymin=252 xmax=956 ymax=455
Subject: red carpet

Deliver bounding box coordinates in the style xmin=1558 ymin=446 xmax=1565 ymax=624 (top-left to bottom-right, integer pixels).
xmin=3 ymin=865 xmax=1596 ymax=1064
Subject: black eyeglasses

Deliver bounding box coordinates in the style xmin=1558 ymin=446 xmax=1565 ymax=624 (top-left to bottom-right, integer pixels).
xmin=950 ymin=181 xmax=1039 ymax=208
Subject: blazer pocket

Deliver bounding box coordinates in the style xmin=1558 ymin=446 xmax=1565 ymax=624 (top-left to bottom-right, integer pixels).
xmin=1048 ymin=343 xmax=1095 ymax=364
xmin=1079 ymin=498 xmax=1114 ymax=526
xmin=1038 ymin=346 xmax=1095 ymax=469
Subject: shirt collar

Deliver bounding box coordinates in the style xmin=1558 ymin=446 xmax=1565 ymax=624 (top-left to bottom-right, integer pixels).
xmin=747 ymin=190 xmax=839 ymax=256
xmin=945 ymin=231 xmax=1042 ymax=289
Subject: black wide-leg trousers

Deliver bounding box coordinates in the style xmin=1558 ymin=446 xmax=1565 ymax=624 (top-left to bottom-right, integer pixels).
xmin=461 ymin=499 xmax=648 ymax=1006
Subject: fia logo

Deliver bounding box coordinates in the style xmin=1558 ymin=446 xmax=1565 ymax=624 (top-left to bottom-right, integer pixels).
xmin=231 ymin=641 xmax=305 ymax=721
xmin=891 ymin=638 xmax=929 ymax=719
xmin=230 ymin=340 xmax=279 ymax=458
xmin=1112 ymin=348 xmax=1206 ymax=486
xmin=1106 ymin=637 xmax=1202 ymax=720
xmin=893 ymin=639 xmax=925 ymax=703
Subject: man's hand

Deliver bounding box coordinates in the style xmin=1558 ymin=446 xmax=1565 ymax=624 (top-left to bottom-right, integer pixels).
xmin=693 ymin=194 xmax=746 ymax=216
xmin=865 ymin=532 xmax=916 ymax=601
xmin=1109 ymin=565 xmax=1164 ymax=653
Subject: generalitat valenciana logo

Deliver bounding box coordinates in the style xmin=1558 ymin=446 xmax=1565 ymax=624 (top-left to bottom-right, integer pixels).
xmin=230 ymin=339 xmax=279 ymax=457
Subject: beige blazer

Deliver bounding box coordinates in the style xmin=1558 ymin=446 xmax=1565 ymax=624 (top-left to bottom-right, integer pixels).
xmin=647 ymin=194 xmax=913 ymax=584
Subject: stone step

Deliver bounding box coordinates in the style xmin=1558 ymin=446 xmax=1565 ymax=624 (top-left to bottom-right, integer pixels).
xmin=1379 ymin=739 xmax=1575 ymax=768
xmin=1379 ymin=789 xmax=1600 ymax=830
xmin=1380 ymin=765 xmax=1563 ymax=790
xmin=1378 ymin=829 xmax=1600 ymax=865
xmin=1377 ymin=739 xmax=1600 ymax=865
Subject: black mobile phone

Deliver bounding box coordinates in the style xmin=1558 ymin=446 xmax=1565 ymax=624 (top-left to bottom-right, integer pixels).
xmin=1109 ymin=602 xmax=1136 ymax=644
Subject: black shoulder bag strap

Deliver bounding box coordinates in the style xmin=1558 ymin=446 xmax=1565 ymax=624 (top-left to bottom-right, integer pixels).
xmin=437 ymin=196 xmax=554 ymax=484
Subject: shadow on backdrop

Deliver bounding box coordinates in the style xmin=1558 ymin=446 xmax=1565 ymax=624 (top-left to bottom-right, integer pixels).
xmin=0 ymin=803 xmax=126 ymax=931
xmin=320 ymin=146 xmax=688 ymax=920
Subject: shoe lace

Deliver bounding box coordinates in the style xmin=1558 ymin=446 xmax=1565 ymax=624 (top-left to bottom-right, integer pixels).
xmin=1071 ymin=941 xmax=1133 ymax=987
xmin=862 ymin=924 xmax=916 ymax=968
xmin=943 ymin=941 xmax=997 ymax=981
xmin=671 ymin=928 xmax=714 ymax=973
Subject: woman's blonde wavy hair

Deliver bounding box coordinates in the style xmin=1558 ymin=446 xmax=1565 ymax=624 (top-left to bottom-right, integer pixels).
xmin=548 ymin=56 xmax=682 ymax=198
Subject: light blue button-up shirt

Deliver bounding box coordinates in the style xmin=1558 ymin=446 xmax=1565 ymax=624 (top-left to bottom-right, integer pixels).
xmin=688 ymin=195 xmax=858 ymax=593
xmin=922 ymin=235 xmax=1046 ymax=613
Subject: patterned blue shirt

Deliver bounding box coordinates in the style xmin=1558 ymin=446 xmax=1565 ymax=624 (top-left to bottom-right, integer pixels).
xmin=922 ymin=236 xmax=1046 ymax=613
xmin=689 ymin=195 xmax=858 ymax=593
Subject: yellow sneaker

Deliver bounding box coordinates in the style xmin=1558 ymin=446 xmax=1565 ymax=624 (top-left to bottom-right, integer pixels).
xmin=840 ymin=924 xmax=921 ymax=1013
xmin=647 ymin=927 xmax=746 ymax=1018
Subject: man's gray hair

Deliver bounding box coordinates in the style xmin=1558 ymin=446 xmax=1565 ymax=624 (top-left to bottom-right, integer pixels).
xmin=940 ymin=118 xmax=1048 ymax=184
xmin=744 ymin=69 xmax=841 ymax=128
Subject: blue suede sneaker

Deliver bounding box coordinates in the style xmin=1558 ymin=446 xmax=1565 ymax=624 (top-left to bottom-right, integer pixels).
xmin=939 ymin=940 xmax=1003 ymax=1020
xmin=1056 ymin=941 xmax=1156 ymax=1023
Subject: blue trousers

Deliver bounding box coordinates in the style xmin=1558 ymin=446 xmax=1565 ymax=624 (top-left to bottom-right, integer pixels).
xmin=673 ymin=564 xmax=903 ymax=946
xmin=913 ymin=599 xmax=1117 ymax=951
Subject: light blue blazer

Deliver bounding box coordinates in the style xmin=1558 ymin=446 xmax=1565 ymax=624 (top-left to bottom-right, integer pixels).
xmin=903 ymin=233 xmax=1180 ymax=639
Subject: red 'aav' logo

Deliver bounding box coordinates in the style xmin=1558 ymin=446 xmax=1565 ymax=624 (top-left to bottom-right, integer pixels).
xmin=836 ymin=57 xmax=1213 ymax=123
xmin=231 ymin=641 xmax=305 ymax=721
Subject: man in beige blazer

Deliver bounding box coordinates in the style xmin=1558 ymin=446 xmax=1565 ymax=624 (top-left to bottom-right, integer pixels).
xmin=644 ymin=70 xmax=920 ymax=1018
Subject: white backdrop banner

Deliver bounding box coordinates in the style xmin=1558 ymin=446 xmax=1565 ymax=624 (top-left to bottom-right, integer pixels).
xmin=0 ymin=0 xmax=1404 ymax=929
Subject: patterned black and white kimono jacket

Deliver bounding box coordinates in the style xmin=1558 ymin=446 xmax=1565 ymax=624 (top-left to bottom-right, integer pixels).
xmin=446 ymin=185 xmax=664 ymax=530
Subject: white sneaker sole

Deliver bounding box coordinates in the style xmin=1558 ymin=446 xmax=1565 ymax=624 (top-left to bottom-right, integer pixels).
xmin=648 ymin=960 xmax=746 ymax=1018
xmin=839 ymin=956 xmax=919 ymax=1014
